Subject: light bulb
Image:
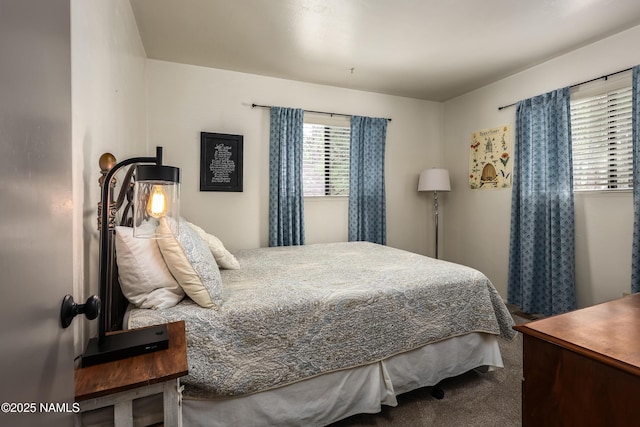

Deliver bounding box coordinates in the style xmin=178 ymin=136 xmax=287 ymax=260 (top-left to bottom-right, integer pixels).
xmin=147 ymin=185 xmax=167 ymax=218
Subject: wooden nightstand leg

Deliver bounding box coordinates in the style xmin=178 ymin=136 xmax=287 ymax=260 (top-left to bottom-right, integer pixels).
xmin=113 ymin=399 xmax=133 ymax=427
xmin=163 ymin=378 xmax=183 ymax=427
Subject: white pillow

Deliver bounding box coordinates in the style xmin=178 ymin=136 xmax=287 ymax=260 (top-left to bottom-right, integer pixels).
xmin=114 ymin=226 xmax=184 ymax=309
xmin=156 ymin=217 xmax=223 ymax=309
xmin=186 ymin=221 xmax=240 ymax=270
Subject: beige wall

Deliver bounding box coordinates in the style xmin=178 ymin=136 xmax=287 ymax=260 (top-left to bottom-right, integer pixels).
xmin=443 ymin=25 xmax=640 ymax=307
xmin=71 ymin=0 xmax=148 ymax=353
xmin=146 ymin=60 xmax=444 ymax=254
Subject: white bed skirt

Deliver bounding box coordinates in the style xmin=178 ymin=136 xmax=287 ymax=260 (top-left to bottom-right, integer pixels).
xmin=183 ymin=332 xmax=503 ymax=427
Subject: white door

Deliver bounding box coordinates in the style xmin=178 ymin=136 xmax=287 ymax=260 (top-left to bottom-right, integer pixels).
xmin=0 ymin=0 xmax=75 ymax=425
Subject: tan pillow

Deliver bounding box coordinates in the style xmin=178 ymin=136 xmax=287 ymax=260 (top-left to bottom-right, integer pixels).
xmin=186 ymin=221 xmax=240 ymax=270
xmin=156 ymin=217 xmax=223 ymax=309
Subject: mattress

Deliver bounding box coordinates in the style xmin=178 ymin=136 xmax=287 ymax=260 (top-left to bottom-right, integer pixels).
xmin=182 ymin=332 xmax=504 ymax=427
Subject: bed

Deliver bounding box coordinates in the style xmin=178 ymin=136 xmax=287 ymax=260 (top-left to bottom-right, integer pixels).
xmin=98 ymin=156 xmax=516 ymax=426
xmin=119 ymin=231 xmax=515 ymax=426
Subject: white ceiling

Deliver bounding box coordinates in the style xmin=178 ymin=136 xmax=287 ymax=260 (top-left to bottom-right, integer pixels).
xmin=130 ymin=0 xmax=640 ymax=102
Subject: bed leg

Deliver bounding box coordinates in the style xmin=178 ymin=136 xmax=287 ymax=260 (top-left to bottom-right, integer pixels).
xmin=431 ymin=385 xmax=445 ymax=400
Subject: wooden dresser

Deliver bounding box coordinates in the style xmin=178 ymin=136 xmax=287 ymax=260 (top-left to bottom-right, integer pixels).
xmin=514 ymin=294 xmax=640 ymax=426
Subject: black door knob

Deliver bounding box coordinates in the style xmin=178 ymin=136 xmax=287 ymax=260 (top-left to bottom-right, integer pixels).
xmin=60 ymin=294 xmax=101 ymax=328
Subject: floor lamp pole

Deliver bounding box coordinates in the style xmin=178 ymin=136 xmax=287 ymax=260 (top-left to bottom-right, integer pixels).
xmin=433 ymin=190 xmax=440 ymax=259
xmin=418 ymin=168 xmax=450 ymax=260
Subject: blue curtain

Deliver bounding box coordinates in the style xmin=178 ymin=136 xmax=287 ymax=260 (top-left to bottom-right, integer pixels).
xmin=348 ymin=116 xmax=388 ymax=244
xmin=507 ymin=88 xmax=576 ymax=316
xmin=269 ymin=107 xmax=305 ymax=246
xmin=632 ymin=66 xmax=640 ymax=293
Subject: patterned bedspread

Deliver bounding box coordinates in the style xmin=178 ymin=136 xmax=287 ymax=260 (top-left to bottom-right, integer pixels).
xmin=128 ymin=242 xmax=516 ymax=398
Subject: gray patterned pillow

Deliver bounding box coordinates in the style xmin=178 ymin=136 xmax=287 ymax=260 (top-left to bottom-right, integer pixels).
xmin=156 ymin=217 xmax=223 ymax=309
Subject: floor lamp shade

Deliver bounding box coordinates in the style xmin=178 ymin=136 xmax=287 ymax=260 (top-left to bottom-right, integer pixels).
xmin=418 ymin=169 xmax=451 ymax=192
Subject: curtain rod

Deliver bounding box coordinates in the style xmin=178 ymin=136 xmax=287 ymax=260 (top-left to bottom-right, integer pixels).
xmin=251 ymin=103 xmax=392 ymax=122
xmin=497 ymin=66 xmax=634 ymax=111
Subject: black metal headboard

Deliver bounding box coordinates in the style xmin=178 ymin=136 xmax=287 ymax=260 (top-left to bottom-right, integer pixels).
xmin=98 ymin=153 xmax=136 ymax=332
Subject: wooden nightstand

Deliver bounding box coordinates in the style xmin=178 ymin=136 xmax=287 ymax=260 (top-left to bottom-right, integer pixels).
xmin=75 ymin=321 xmax=188 ymax=427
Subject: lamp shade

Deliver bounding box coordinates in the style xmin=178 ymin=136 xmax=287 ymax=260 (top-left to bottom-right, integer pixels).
xmin=133 ymin=164 xmax=181 ymax=238
xmin=418 ymin=169 xmax=451 ymax=192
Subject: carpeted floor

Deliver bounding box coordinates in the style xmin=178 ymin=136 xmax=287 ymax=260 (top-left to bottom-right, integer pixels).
xmin=329 ymin=306 xmax=534 ymax=427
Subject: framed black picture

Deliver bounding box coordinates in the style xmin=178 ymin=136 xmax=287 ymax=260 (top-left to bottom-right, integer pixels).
xmin=200 ymin=132 xmax=243 ymax=192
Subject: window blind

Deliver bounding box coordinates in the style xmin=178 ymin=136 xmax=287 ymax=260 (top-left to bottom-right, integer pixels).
xmin=303 ymin=123 xmax=350 ymax=196
xmin=570 ymin=85 xmax=633 ymax=191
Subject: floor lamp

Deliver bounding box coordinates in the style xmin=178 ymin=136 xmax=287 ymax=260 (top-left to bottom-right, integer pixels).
xmin=418 ymin=169 xmax=451 ymax=259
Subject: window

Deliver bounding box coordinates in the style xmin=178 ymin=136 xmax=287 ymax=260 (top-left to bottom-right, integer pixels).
xmin=303 ymin=122 xmax=350 ymax=196
xmin=571 ymin=77 xmax=633 ymax=192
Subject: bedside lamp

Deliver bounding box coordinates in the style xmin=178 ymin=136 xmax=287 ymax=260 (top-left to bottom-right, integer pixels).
xmin=418 ymin=168 xmax=451 ymax=259
xmin=133 ymin=164 xmax=180 ymax=239
xmin=60 ymin=146 xmax=180 ymax=366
